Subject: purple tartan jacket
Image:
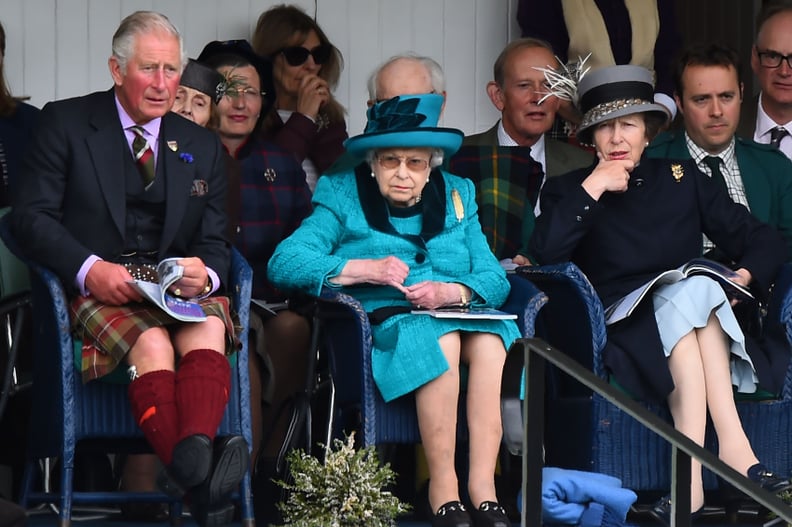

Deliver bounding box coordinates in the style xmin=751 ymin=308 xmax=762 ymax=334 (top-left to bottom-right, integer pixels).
xmin=228 ymin=136 xmax=313 ymax=301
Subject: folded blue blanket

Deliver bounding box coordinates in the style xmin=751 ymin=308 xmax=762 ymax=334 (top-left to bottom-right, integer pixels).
xmin=540 ymin=467 xmax=637 ymax=526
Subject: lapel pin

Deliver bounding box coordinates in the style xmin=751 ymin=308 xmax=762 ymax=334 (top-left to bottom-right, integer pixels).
xmin=167 ymin=141 xmax=178 ymax=152
xmin=671 ymin=163 xmax=684 ymax=183
xmin=451 ymin=189 xmax=464 ymax=222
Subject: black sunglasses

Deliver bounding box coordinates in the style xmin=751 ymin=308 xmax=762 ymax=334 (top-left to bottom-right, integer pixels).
xmin=278 ymin=44 xmax=332 ymax=67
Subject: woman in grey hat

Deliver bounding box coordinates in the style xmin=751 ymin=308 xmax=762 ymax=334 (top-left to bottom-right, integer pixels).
xmin=171 ymin=59 xmax=227 ymax=128
xmin=530 ymin=64 xmax=791 ymax=525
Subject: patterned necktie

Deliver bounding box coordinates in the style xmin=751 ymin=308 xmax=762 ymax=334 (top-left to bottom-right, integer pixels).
xmin=770 ymin=126 xmax=789 ymax=148
xmin=130 ymin=126 xmax=155 ymax=189
xmin=703 ymin=156 xmax=726 ymax=190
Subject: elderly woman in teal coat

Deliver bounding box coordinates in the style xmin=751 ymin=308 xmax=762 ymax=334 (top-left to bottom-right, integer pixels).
xmin=268 ymin=94 xmax=520 ymax=527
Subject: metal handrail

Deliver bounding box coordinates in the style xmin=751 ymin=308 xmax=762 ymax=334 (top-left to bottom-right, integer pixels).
xmin=513 ymin=337 xmax=792 ymax=527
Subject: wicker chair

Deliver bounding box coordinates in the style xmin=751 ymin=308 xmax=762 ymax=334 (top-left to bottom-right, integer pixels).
xmin=0 ymin=213 xmax=255 ymax=527
xmin=519 ymin=262 xmax=792 ymax=492
xmin=318 ymin=273 xmax=548 ymax=448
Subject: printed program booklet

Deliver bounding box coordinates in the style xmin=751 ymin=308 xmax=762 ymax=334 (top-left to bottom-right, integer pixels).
xmin=128 ymin=257 xmax=207 ymax=322
xmin=411 ymin=307 xmax=517 ymax=320
xmin=603 ymin=258 xmax=754 ymax=325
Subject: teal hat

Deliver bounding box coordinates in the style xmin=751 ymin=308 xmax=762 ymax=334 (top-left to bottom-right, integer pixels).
xmin=344 ymin=93 xmax=463 ymax=158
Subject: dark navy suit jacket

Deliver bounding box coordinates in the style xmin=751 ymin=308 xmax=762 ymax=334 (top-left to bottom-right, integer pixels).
xmin=11 ymin=89 xmax=229 ymax=289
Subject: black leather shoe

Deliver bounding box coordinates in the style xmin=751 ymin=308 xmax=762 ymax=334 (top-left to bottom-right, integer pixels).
xmin=748 ymin=464 xmax=792 ymax=494
xmin=648 ymin=495 xmax=703 ymax=527
xmin=191 ymin=435 xmax=250 ymax=527
xmin=432 ymin=501 xmax=472 ymax=527
xmin=168 ymin=434 xmax=213 ymax=490
xmin=470 ymin=501 xmax=509 ymax=527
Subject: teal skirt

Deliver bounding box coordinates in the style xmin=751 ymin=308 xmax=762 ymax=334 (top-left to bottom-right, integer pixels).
xmin=372 ymin=312 xmax=521 ymax=402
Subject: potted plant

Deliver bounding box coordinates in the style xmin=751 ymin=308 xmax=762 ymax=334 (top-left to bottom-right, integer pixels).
xmin=275 ymin=432 xmax=410 ymax=527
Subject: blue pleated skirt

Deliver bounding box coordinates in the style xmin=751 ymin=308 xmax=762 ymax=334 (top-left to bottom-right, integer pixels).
xmin=652 ymin=275 xmax=758 ymax=393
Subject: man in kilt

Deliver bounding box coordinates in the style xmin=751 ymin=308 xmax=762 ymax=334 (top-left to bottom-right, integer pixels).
xmin=10 ymin=11 xmax=247 ymax=527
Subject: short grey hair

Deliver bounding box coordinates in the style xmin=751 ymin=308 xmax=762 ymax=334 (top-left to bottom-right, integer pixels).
xmin=367 ymin=53 xmax=446 ymax=101
xmin=365 ymin=148 xmax=445 ymax=169
xmin=112 ymin=11 xmax=186 ymax=74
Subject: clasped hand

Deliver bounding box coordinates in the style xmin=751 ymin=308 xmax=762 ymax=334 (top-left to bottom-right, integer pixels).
xmin=337 ymin=256 xmax=460 ymax=309
xmin=371 ymin=256 xmax=460 ymax=309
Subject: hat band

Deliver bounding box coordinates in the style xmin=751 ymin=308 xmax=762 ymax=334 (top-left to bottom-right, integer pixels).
xmin=579 ymin=80 xmax=653 ymax=115
xmin=579 ymin=98 xmax=656 ymax=130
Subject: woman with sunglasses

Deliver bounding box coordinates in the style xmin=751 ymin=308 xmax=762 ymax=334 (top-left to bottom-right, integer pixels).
xmin=253 ymin=4 xmax=347 ymax=191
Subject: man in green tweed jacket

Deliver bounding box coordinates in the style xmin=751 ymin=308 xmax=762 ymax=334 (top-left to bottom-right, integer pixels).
xmin=646 ymin=44 xmax=792 ymax=260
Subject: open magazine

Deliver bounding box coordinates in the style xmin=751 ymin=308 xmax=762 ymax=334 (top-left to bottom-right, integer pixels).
xmin=127 ymin=257 xmax=207 ymax=322
xmin=604 ymin=258 xmax=754 ymax=325
xmin=411 ymin=307 xmax=517 ymax=320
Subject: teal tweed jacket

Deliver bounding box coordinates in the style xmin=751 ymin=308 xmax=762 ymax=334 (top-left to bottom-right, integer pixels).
xmin=268 ymin=165 xmax=521 ymax=401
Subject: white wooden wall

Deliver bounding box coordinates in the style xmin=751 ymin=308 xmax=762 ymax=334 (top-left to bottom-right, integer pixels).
xmin=2 ymin=0 xmax=521 ymax=136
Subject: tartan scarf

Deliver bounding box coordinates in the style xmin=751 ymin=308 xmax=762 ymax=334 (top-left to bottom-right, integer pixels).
xmin=449 ymin=145 xmax=544 ymax=260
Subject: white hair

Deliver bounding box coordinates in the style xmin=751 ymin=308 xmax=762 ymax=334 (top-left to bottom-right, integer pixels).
xmin=366 ymin=53 xmax=445 ymax=101
xmin=112 ymin=11 xmax=187 ymax=74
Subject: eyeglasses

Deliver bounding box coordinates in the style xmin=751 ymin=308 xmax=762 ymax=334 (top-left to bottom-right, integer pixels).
xmin=224 ymin=87 xmax=265 ymax=101
xmin=377 ymin=155 xmax=430 ymax=171
xmin=278 ymin=44 xmax=333 ymax=67
xmin=756 ymin=49 xmax=792 ymax=69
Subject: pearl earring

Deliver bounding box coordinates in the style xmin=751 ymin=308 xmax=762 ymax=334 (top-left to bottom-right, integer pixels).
xmin=370 ymin=171 xmax=375 ymax=178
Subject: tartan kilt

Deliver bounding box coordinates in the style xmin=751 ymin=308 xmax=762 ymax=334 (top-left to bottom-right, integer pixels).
xmin=70 ymin=295 xmax=239 ymax=383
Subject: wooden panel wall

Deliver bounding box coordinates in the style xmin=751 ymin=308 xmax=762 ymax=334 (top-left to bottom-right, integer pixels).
xmin=1 ymin=0 xmax=522 ymax=136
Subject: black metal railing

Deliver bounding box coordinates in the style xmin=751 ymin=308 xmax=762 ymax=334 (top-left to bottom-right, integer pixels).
xmin=512 ymin=337 xmax=792 ymax=527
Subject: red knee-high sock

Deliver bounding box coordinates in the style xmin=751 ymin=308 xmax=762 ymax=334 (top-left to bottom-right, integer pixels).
xmin=175 ymin=348 xmax=230 ymax=442
xmin=128 ymin=370 xmax=179 ymax=465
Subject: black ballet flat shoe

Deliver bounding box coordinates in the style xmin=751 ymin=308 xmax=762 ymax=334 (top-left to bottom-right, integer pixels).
xmin=158 ymin=434 xmax=213 ymax=497
xmin=748 ymin=463 xmax=792 ymax=494
xmin=191 ymin=435 xmax=250 ymax=527
xmin=648 ymin=495 xmax=703 ymax=527
xmin=471 ymin=501 xmax=509 ymax=527
xmin=432 ymin=500 xmax=472 ymax=527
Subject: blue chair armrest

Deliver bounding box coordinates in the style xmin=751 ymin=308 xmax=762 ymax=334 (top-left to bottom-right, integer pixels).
xmin=767 ymin=263 xmax=792 ymax=401
xmin=229 ymin=247 xmax=253 ymax=446
xmin=517 ymin=262 xmax=608 ymax=377
xmin=502 ymin=273 xmax=548 ymax=338
xmin=317 ymin=288 xmax=372 ymax=407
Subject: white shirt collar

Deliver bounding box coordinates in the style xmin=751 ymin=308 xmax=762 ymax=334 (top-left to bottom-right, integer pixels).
xmin=496 ymin=120 xmax=546 ymax=170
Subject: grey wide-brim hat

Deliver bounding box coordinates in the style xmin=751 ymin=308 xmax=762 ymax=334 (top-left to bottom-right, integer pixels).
xmin=575 ymin=64 xmax=670 ymax=144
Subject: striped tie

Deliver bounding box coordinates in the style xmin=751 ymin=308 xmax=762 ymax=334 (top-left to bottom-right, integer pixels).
xmin=130 ymin=126 xmax=155 ymax=189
